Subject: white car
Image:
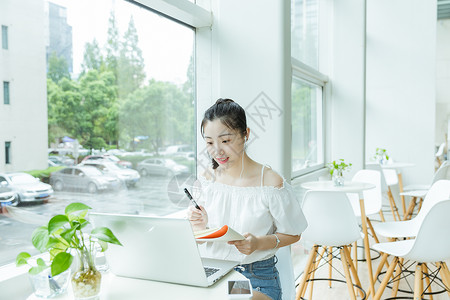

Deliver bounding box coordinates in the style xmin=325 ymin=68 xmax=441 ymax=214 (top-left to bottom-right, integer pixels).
xmin=0 ymin=173 xmax=53 ymax=204
xmin=80 ymin=161 xmax=140 ymax=187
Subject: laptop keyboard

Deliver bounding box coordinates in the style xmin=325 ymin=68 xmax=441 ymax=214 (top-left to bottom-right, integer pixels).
xmin=204 ymin=266 xmax=220 ymax=277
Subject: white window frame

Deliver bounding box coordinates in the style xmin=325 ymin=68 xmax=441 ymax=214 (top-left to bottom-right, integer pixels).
xmin=291 ymin=57 xmax=328 ymax=178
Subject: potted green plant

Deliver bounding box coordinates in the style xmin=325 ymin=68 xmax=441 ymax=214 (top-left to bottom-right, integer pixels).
xmin=327 ymin=159 xmax=352 ymax=186
xmin=374 ymin=148 xmax=389 ymax=165
xmin=16 ymin=202 xmax=122 ymax=299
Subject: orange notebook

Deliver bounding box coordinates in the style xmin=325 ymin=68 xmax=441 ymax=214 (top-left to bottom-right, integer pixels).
xmin=194 ymin=225 xmax=245 ymax=242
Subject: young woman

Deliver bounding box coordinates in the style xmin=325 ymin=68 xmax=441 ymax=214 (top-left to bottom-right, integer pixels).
xmin=188 ymin=98 xmax=307 ymax=300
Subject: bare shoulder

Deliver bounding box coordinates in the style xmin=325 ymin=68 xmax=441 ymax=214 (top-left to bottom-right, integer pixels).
xmin=263 ymin=167 xmax=284 ymax=188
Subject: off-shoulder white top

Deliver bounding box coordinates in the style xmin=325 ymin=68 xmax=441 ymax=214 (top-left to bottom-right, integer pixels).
xmin=197 ymin=166 xmax=308 ymax=264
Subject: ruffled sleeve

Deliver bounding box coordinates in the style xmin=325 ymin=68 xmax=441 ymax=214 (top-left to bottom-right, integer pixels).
xmin=267 ymin=182 xmax=308 ymax=235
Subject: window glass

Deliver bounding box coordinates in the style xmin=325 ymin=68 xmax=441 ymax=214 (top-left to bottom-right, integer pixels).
xmin=3 ymin=81 xmax=9 ymax=104
xmin=1 ymin=25 xmax=7 ymax=49
xmin=291 ymin=0 xmax=319 ymax=69
xmin=291 ymin=78 xmax=323 ymax=175
xmin=0 ymin=0 xmax=195 ymax=266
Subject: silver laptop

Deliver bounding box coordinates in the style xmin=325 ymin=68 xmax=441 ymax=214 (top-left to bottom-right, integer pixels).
xmin=90 ymin=212 xmax=239 ymax=287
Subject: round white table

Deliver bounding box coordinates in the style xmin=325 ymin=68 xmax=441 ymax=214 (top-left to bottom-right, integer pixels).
xmin=27 ymin=270 xmax=248 ymax=300
xmin=301 ymin=180 xmax=377 ymax=298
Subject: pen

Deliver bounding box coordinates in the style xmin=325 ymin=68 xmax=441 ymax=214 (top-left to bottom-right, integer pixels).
xmin=184 ymin=188 xmax=201 ymax=210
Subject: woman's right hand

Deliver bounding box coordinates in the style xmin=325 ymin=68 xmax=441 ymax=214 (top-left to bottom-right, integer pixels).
xmin=187 ymin=205 xmax=208 ymax=231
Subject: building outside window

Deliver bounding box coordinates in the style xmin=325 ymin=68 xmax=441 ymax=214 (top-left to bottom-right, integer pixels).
xmin=1 ymin=25 xmax=7 ymax=49
xmin=0 ymin=0 xmax=195 ymax=266
xmin=5 ymin=142 xmax=11 ymax=164
xmin=3 ymin=81 xmax=9 ymax=104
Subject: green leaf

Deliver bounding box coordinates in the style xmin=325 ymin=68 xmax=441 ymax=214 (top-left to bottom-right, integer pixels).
xmin=97 ymin=240 xmax=108 ymax=252
xmin=16 ymin=252 xmax=31 ymax=266
xmin=29 ymin=265 xmax=48 ymax=275
xmin=36 ymin=258 xmax=47 ymax=267
xmin=91 ymin=227 xmax=122 ymax=246
xmin=60 ymin=226 xmax=77 ymax=244
xmin=48 ymin=215 xmax=70 ymax=234
xmin=51 ymin=252 xmax=73 ymax=276
xmin=32 ymin=226 xmax=50 ymax=252
xmin=65 ymin=202 xmax=91 ymax=216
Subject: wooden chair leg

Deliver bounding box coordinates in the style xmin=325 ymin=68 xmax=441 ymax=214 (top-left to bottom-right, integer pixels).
xmin=367 ymin=217 xmax=380 ymax=244
xmin=340 ymin=247 xmax=357 ymax=300
xmin=379 ymin=209 xmax=386 ymax=222
xmin=423 ymin=263 xmax=433 ymax=300
xmin=391 ymin=258 xmax=403 ymax=298
xmin=374 ymin=256 xmax=399 ymax=300
xmin=403 ymin=196 xmax=417 ymax=221
xmin=437 ymin=262 xmax=450 ymax=298
xmin=352 ymin=242 xmax=357 ymax=274
xmin=414 ymin=263 xmax=423 ymax=300
xmin=374 ymin=252 xmax=389 ymax=282
xmin=387 ymin=188 xmax=400 ymax=221
xmin=295 ymin=245 xmax=318 ymax=300
xmin=328 ymin=247 xmax=333 ymax=288
xmin=343 ymin=246 xmax=364 ymax=298
xmin=308 ymin=246 xmax=327 ymax=300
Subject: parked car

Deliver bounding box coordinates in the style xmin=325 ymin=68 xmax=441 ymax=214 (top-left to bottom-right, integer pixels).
xmin=137 ymin=158 xmax=189 ymax=177
xmin=0 ymin=182 xmax=19 ymax=208
xmin=80 ymin=161 xmax=140 ymax=187
xmin=160 ymin=145 xmax=193 ymax=157
xmin=0 ymin=173 xmax=53 ymax=204
xmin=50 ymin=166 xmax=122 ymax=193
xmin=81 ymin=154 xmax=132 ymax=168
xmin=48 ymin=155 xmax=75 ymax=166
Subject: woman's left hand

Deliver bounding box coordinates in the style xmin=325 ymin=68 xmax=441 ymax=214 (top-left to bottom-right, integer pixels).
xmin=228 ymin=233 xmax=259 ymax=255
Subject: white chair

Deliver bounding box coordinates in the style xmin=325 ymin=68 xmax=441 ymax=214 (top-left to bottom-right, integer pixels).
xmin=296 ymin=191 xmax=364 ymax=300
xmin=277 ymin=245 xmax=295 ymax=300
xmin=373 ymin=179 xmax=450 ymax=239
xmin=435 ymin=142 xmax=446 ymax=169
xmin=373 ymin=199 xmax=450 ymax=300
xmin=401 ymin=162 xmax=450 ymax=220
xmin=347 ymin=169 xmax=383 ymax=244
xmin=366 ymin=164 xmax=402 ymax=221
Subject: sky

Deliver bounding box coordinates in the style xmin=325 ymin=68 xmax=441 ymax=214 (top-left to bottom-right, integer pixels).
xmin=49 ymin=0 xmax=194 ymax=85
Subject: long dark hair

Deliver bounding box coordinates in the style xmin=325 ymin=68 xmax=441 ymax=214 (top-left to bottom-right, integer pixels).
xmin=201 ymin=98 xmax=247 ymax=169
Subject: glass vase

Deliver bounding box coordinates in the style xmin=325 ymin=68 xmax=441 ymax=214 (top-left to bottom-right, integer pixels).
xmin=29 ymin=268 xmax=70 ymax=298
xmin=71 ymin=250 xmax=102 ymax=300
xmin=332 ymin=171 xmax=345 ymax=186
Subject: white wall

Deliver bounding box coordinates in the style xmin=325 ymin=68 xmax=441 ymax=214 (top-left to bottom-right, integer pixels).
xmin=0 ymin=0 xmax=48 ymax=172
xmin=198 ymin=0 xmax=291 ymax=178
xmin=329 ymin=0 xmax=366 ymax=176
xmin=365 ymin=0 xmax=436 ymax=185
xmin=436 ymin=19 xmax=450 ymax=146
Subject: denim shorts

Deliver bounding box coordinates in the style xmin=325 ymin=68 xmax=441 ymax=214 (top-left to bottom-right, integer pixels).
xmin=234 ymin=256 xmax=282 ymax=300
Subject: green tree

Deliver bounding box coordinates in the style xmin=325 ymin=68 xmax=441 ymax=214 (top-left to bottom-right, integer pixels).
xmin=118 ymin=17 xmax=145 ymax=99
xmin=105 ymin=11 xmax=120 ymax=87
xmin=81 ymin=39 xmax=104 ymax=75
xmin=119 ymin=80 xmax=189 ymax=151
xmin=47 ymin=52 xmax=70 ymax=83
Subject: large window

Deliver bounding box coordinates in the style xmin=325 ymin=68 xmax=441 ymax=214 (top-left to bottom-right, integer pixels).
xmin=3 ymin=81 xmax=9 ymax=104
xmin=291 ymin=0 xmax=319 ymax=69
xmin=1 ymin=25 xmax=7 ymax=49
xmin=0 ymin=0 xmax=196 ymax=266
xmin=291 ymin=77 xmax=324 ymax=175
xmin=291 ymin=0 xmax=326 ymax=177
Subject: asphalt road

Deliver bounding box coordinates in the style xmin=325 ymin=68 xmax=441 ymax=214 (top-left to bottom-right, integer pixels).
xmin=0 ymin=174 xmax=196 ymax=266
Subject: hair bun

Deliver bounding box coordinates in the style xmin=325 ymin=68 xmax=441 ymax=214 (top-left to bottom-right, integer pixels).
xmin=215 ymin=98 xmax=235 ymax=105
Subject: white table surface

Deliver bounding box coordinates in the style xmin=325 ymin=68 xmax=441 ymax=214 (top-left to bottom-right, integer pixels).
xmin=27 ymin=270 xmax=248 ymax=300
xmin=366 ymin=161 xmax=415 ymax=169
xmin=301 ymin=180 xmax=375 ymax=194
